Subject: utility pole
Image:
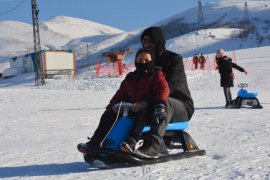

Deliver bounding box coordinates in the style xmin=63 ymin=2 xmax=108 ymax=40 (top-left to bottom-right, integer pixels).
xmin=87 ymin=44 xmax=90 ymax=61
xmin=244 ymin=2 xmax=249 ymax=23
xmin=240 ymin=1 xmax=250 ymax=40
xmin=31 ymin=0 xmax=45 ymax=86
xmin=244 ymin=1 xmax=250 ymax=30
xmin=197 ymin=0 xmax=205 ymax=30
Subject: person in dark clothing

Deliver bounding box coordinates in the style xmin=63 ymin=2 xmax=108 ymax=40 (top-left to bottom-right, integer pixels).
xmin=192 ymin=54 xmax=199 ymax=70
xmin=215 ymin=49 xmax=247 ymax=107
xmin=77 ymin=48 xmax=170 ymax=154
xmin=199 ymin=53 xmax=206 ymax=70
xmin=136 ymin=26 xmax=194 ymax=158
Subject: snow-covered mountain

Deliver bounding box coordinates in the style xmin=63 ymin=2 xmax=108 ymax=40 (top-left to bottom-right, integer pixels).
xmin=40 ymin=16 xmax=125 ymax=49
xmin=0 ymin=16 xmax=124 ymax=63
xmin=76 ymin=0 xmax=270 ymax=67
xmin=0 ymin=21 xmax=33 ymax=59
xmin=155 ymin=0 xmax=270 ymax=39
xmin=1 ymin=0 xmax=270 ymax=69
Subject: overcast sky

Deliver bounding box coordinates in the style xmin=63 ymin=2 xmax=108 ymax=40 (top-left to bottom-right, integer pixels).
xmin=0 ymin=0 xmax=219 ymax=31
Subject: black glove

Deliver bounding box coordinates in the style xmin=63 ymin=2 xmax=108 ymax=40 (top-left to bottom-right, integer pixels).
xmin=152 ymin=104 xmax=167 ymax=125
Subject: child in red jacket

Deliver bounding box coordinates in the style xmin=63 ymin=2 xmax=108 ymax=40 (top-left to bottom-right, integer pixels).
xmin=78 ymin=48 xmax=170 ymax=154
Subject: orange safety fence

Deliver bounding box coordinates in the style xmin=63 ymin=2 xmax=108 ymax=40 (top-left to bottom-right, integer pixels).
xmin=184 ymin=55 xmax=213 ymax=71
xmin=96 ymin=61 xmax=135 ymax=77
xmin=96 ymin=51 xmax=238 ymax=75
xmin=184 ymin=51 xmax=237 ymax=72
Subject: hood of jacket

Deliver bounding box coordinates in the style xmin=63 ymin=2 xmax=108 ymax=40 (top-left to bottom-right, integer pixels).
xmin=140 ymin=27 xmax=166 ymax=57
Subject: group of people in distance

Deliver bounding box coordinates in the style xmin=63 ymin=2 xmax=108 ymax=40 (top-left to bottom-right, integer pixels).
xmin=192 ymin=53 xmax=206 ymax=70
xmin=77 ymin=26 xmax=247 ymax=158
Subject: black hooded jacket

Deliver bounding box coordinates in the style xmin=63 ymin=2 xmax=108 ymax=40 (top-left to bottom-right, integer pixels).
xmin=141 ymin=27 xmax=194 ymax=120
xmin=216 ymin=56 xmax=245 ymax=87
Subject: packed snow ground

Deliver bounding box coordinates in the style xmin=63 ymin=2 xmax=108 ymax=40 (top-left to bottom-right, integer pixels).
xmin=0 ymin=46 xmax=270 ymax=179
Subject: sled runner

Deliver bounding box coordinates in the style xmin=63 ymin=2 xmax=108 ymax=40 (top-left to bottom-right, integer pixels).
xmin=230 ymin=83 xmax=263 ymax=109
xmin=80 ymin=102 xmax=206 ymax=168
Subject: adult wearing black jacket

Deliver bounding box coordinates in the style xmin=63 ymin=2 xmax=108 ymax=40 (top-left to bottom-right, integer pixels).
xmin=136 ymin=27 xmax=194 ymax=157
xmin=216 ymin=49 xmax=247 ymax=107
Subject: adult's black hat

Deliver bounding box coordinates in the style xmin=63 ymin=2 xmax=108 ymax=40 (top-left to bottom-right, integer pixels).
xmin=140 ymin=27 xmax=166 ymax=57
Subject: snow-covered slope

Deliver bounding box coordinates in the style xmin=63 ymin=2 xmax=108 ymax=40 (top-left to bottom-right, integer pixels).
xmin=1 ymin=0 xmax=270 ymax=71
xmin=155 ymin=0 xmax=270 ymax=38
xmin=42 ymin=16 xmax=124 ymax=39
xmin=0 ymin=16 xmax=124 ymax=61
xmin=167 ymin=28 xmax=247 ymax=56
xmin=0 ymin=21 xmax=34 ymax=58
xmin=0 ymin=46 xmax=269 ymax=179
xmin=73 ymin=29 xmax=141 ymax=67
xmin=40 ymin=16 xmax=125 ymax=48
xmin=76 ymin=0 xmax=270 ymax=66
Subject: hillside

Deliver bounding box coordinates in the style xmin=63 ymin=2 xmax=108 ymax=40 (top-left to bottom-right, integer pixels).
xmin=0 ymin=16 xmax=124 ymax=62
xmin=75 ymin=0 xmax=270 ymax=67
xmin=0 ymin=21 xmax=34 ymax=58
xmin=155 ymin=0 xmax=270 ymax=40
xmin=1 ymin=0 xmax=270 ymax=70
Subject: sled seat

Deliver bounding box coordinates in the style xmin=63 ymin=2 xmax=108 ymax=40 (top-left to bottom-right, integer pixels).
xmin=143 ymin=121 xmax=189 ymax=132
xmin=238 ymin=89 xmax=258 ymax=98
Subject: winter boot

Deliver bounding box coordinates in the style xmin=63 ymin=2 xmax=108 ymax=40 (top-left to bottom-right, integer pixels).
xmin=120 ymin=137 xmax=137 ymax=153
xmin=225 ymin=100 xmax=230 ymax=107
xmin=77 ymin=136 xmax=102 ymax=153
xmin=135 ymin=134 xmax=160 ymax=158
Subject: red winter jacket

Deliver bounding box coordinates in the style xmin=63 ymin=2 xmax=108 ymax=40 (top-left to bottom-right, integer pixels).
xmin=107 ymin=70 xmax=169 ymax=109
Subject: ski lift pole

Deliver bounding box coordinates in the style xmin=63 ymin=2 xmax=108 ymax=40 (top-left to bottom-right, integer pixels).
xmin=31 ymin=0 xmax=45 ymax=86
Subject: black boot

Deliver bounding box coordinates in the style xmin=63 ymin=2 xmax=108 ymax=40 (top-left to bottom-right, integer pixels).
xmin=225 ymin=100 xmax=230 ymax=107
xmin=136 ymin=104 xmax=170 ymax=158
xmin=120 ymin=137 xmax=137 ymax=153
xmin=77 ymin=136 xmax=102 ymax=153
xmin=135 ymin=133 xmax=160 ymax=158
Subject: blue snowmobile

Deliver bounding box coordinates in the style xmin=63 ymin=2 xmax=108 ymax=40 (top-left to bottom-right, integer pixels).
xmin=80 ymin=102 xmax=206 ymax=168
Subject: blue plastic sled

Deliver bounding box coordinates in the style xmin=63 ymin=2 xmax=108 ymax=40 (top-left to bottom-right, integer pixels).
xmin=83 ymin=103 xmax=205 ymax=167
xmin=231 ymin=83 xmax=263 ymax=109
xmin=102 ymin=102 xmax=198 ymax=153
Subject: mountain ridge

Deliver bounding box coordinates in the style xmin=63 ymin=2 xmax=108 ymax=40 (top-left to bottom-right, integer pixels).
xmin=1 ymin=0 xmax=270 ymax=69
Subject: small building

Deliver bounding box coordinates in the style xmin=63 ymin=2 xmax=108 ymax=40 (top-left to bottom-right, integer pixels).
xmin=2 ymin=50 xmax=76 ymax=79
xmin=42 ymin=50 xmax=76 ymax=78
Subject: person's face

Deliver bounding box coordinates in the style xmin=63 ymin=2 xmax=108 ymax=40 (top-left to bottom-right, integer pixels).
xmin=136 ymin=52 xmax=152 ymax=63
xmin=142 ymin=36 xmax=155 ymax=49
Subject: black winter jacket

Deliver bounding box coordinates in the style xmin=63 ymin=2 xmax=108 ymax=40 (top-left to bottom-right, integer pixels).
xmin=216 ymin=56 xmax=245 ymax=87
xmin=141 ymin=27 xmax=194 ymax=120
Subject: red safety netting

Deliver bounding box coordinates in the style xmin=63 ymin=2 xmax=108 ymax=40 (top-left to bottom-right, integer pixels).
xmin=184 ymin=52 xmax=237 ymax=71
xmin=184 ymin=55 xmax=213 ymax=71
xmin=96 ymin=61 xmax=135 ymax=77
xmin=96 ymin=52 xmax=238 ymax=75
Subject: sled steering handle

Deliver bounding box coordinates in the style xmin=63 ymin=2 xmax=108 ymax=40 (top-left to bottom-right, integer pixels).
xmin=237 ymin=83 xmax=248 ymax=89
xmin=114 ymin=102 xmax=133 ymax=117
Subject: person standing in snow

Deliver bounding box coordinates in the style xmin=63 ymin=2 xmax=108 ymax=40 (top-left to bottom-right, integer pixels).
xmin=192 ymin=54 xmax=199 ymax=70
xmin=77 ymin=48 xmax=170 ymax=154
xmin=136 ymin=26 xmax=194 ymax=157
xmin=199 ymin=53 xmax=206 ymax=70
xmin=215 ymin=49 xmax=247 ymax=107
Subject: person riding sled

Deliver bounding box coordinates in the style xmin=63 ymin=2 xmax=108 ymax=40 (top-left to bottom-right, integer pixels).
xmin=137 ymin=27 xmax=194 ymax=157
xmin=77 ymin=47 xmax=170 ymax=155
